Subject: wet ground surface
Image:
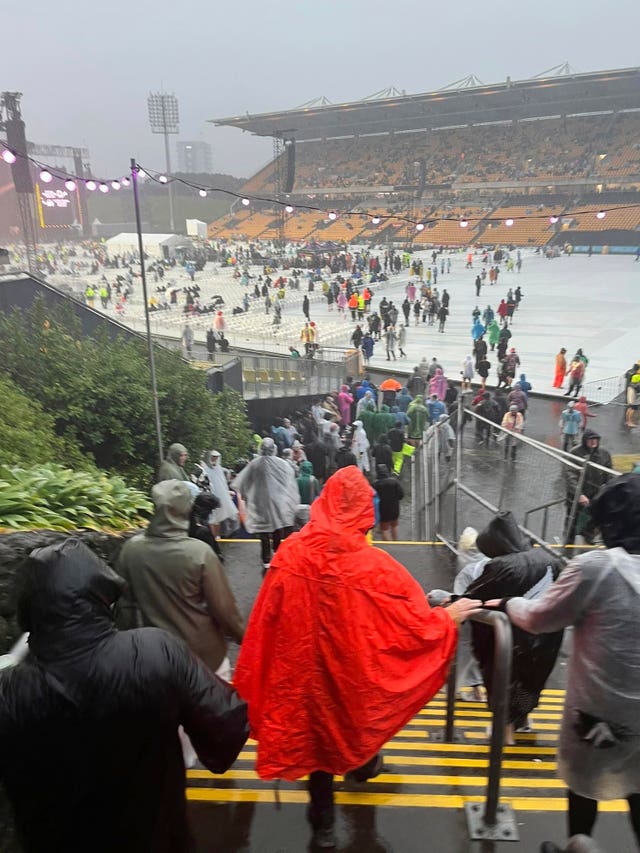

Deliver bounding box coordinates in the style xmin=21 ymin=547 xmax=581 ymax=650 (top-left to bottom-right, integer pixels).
xmin=196 ymin=541 xmax=636 ymax=853
xmin=197 ymin=395 xmax=640 ymax=853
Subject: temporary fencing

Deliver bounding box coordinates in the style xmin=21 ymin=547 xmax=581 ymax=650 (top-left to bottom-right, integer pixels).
xmin=581 ymin=372 xmax=627 ymax=405
xmin=413 ymin=391 xmax=619 ymax=552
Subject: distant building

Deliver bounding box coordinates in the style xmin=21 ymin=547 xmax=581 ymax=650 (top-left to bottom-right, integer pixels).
xmin=176 ymin=141 xmax=212 ymax=174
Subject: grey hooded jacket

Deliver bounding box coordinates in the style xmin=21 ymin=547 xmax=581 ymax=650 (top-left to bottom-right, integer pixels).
xmin=116 ymin=480 xmax=244 ymax=672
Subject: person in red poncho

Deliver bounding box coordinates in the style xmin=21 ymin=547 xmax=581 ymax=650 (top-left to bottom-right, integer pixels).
xmin=234 ymin=466 xmax=481 ymax=849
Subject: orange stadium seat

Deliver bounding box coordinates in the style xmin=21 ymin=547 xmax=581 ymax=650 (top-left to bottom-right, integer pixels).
xmin=480 ymin=205 xmax=559 ymax=246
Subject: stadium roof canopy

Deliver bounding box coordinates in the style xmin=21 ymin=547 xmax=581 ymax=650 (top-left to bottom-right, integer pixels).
xmin=211 ymin=67 xmax=640 ymax=141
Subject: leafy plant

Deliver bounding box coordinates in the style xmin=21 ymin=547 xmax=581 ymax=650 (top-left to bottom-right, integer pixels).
xmin=0 ymin=372 xmax=90 ymax=469
xmin=0 ymin=464 xmax=152 ymax=532
xmin=0 ymin=299 xmax=254 ymax=488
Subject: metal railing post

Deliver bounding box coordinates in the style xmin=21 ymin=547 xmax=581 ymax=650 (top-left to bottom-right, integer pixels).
xmin=563 ymin=462 xmax=588 ymax=548
xmin=444 ymin=653 xmax=457 ymax=743
xmin=422 ymin=433 xmax=430 ymax=541
xmin=433 ymin=432 xmax=440 ymax=536
xmin=410 ymin=454 xmax=417 ymax=541
xmin=453 ymin=391 xmax=466 ymax=542
xmin=463 ymin=609 xmax=518 ymax=841
xmin=482 ymin=611 xmax=512 ymax=825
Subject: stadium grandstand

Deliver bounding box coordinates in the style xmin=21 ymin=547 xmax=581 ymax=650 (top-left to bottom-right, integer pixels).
xmin=208 ymin=66 xmax=640 ymax=248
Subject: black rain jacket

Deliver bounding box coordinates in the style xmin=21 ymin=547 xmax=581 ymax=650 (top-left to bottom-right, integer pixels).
xmin=0 ymin=538 xmax=248 ymax=853
xmin=464 ymin=513 xmax=564 ymax=723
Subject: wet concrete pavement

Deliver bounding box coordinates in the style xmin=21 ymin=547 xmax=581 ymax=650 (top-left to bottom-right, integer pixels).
xmin=197 ymin=393 xmax=640 ymax=852
xmin=195 ymin=541 xmax=637 ymax=853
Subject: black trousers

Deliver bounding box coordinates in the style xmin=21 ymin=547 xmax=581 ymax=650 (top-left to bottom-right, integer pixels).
xmin=307 ymin=754 xmax=381 ymax=827
xmin=568 ymin=789 xmax=640 ymax=844
xmin=259 ymin=527 xmax=293 ymax=565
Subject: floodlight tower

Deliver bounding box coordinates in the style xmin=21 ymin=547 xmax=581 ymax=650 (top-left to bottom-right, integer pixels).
xmin=147 ymin=92 xmax=179 ymax=232
xmin=0 ymin=92 xmax=38 ymax=274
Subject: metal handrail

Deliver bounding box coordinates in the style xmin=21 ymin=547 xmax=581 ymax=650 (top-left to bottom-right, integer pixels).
xmin=524 ymin=497 xmax=566 ymax=541
xmin=441 ymin=608 xmax=516 ymax=839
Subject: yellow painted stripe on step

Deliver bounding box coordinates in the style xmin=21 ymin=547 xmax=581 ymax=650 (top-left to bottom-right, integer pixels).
xmin=415 ymin=709 xmax=563 ymax=720
xmin=230 ymin=754 xmax=556 ymax=771
xmin=462 ymin=731 xmax=559 ymax=742
xmin=235 ymin=743 xmax=558 ymax=760
xmin=186 ymin=788 xmax=630 ymax=812
xmin=395 ymin=720 xmax=561 ymax=731
xmin=387 ymin=756 xmax=557 ymax=771
xmin=187 ymin=756 xmax=556 ymax=785
xmin=427 ymin=702 xmax=564 ymax=711
xmin=187 ymin=769 xmax=565 ymax=789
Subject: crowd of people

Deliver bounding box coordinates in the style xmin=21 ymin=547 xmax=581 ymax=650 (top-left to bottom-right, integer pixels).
xmin=4 ymin=238 xmax=638 ymax=853
xmin=1 ymin=414 xmax=636 ymax=852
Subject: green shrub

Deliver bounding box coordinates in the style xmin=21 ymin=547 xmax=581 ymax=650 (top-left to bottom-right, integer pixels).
xmin=0 ymin=464 xmax=152 ymax=532
xmin=0 ymin=300 xmax=254 ymax=488
xmin=0 ymin=372 xmax=90 ymax=469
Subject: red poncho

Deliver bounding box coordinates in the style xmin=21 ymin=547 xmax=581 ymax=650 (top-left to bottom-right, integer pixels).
xmin=234 ymin=466 xmax=458 ymax=780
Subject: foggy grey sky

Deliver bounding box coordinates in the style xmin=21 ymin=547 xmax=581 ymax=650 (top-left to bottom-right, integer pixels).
xmin=3 ymin=0 xmax=639 ymax=181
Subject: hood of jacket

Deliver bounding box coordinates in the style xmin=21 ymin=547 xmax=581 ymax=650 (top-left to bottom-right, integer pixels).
xmin=303 ymin=466 xmax=375 ymax=546
xmin=476 ymin=511 xmax=530 ymax=558
xmin=590 ymin=473 xmax=640 ymax=553
xmin=167 ymin=443 xmax=187 ymax=463
xmin=18 ymin=538 xmax=123 ymax=662
xmin=203 ymin=449 xmax=222 ymax=467
xmin=581 ymin=428 xmax=601 ymax=450
xmin=147 ymin=480 xmax=193 ymax=538
xmin=299 ymin=460 xmax=314 ymax=477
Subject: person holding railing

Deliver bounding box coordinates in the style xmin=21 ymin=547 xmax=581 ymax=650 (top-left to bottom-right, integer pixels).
xmin=488 ymin=475 xmax=640 ymax=851
xmin=234 ymin=466 xmax=481 ymax=850
xmin=565 ymin=430 xmax=613 ymax=545
xmin=464 ymin=511 xmax=564 ymax=745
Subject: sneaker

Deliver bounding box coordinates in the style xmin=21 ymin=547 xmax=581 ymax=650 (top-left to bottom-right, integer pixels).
xmin=344 ymin=753 xmax=384 ymax=783
xmin=470 ymin=685 xmax=484 ymax=702
xmin=515 ymin=717 xmax=533 ymax=733
xmin=311 ymin=825 xmax=337 ymax=849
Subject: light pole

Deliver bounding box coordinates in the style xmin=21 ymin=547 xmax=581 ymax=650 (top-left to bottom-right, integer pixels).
xmin=130 ymin=158 xmax=164 ymax=466
xmin=147 ymin=92 xmax=179 ymax=232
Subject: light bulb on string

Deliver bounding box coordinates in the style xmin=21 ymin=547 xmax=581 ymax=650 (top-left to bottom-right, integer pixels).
xmin=415 ymin=223 xmax=425 ymax=232
xmin=111 ymin=180 xmax=121 ymax=190
xmin=371 ymin=216 xmax=381 ymax=225
xmin=549 ymin=215 xmax=559 ymax=224
xmin=285 ymin=205 xmax=294 ymax=213
xmin=596 ymin=210 xmax=606 ymax=220
xmin=158 ymin=175 xmax=168 ymax=184
xmin=86 ymin=180 xmax=97 ymax=191
xmin=459 ymin=218 xmax=469 ymax=228
xmin=505 ymin=218 xmax=514 ymax=227
xmin=39 ymin=169 xmax=53 ymax=183
xmin=64 ymin=179 xmax=77 ymax=192
xmin=1 ymin=149 xmax=17 ymax=165
xmin=199 ymin=189 xmax=207 ymax=198
xmin=121 ymin=177 xmax=131 ymax=188
xmin=99 ymin=182 xmax=109 ymax=193
xmin=241 ymin=198 xmax=250 ymax=206
xmin=328 ymin=211 xmax=337 ymax=220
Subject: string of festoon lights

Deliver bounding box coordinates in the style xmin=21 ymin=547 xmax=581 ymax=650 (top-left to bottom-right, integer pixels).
xmin=2 ymin=140 xmax=639 ymax=231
